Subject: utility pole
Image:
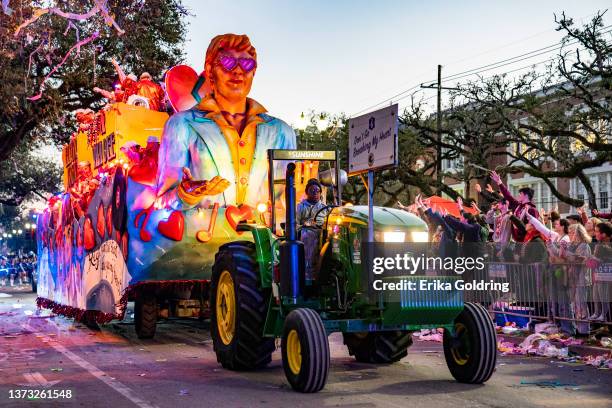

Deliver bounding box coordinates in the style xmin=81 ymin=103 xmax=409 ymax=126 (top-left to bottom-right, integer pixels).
xmin=421 ymin=65 xmax=459 ymax=191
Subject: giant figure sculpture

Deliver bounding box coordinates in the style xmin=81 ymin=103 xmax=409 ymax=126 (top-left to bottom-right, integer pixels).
xmin=156 ymin=34 xmax=297 ymax=210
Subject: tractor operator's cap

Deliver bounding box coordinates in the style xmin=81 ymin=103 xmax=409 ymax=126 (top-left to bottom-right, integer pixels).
xmin=140 ymin=72 xmax=152 ymax=81
xmin=306 ymin=178 xmax=322 ymax=191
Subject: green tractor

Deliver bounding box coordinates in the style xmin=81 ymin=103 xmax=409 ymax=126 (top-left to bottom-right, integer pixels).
xmin=210 ymin=149 xmax=496 ymax=393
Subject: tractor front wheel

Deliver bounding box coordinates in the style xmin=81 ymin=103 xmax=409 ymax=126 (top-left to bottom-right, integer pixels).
xmin=443 ymin=302 xmax=496 ymax=384
xmin=210 ymin=241 xmax=274 ymax=370
xmin=281 ymin=308 xmax=330 ymax=393
xmin=343 ymin=331 xmax=413 ymax=364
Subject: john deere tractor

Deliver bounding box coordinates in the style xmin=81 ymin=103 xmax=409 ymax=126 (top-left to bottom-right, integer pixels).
xmin=210 ymin=149 xmax=496 ymax=393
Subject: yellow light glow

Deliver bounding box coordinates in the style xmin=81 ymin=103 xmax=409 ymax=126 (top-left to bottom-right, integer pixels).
xmin=257 ymin=202 xmax=268 ymax=213
xmin=411 ymin=231 xmax=429 ymax=243
xmin=383 ymin=231 xmax=405 ymax=243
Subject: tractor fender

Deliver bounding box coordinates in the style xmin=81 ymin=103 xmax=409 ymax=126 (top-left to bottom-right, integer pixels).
xmin=236 ymin=223 xmax=276 ymax=288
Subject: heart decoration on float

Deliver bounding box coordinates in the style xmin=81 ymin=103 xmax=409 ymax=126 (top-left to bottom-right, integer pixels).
xmin=225 ymin=205 xmax=254 ymax=233
xmin=158 ymin=210 xmax=185 ymax=241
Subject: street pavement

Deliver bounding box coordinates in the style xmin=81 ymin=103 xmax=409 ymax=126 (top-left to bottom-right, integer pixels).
xmin=0 ymin=289 xmax=610 ymax=408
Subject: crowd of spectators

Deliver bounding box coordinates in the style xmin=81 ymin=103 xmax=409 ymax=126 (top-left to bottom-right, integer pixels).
xmin=399 ymin=171 xmax=612 ymax=336
xmin=0 ymin=252 xmax=37 ymax=288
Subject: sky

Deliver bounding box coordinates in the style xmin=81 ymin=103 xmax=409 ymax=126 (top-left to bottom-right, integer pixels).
xmin=181 ymin=0 xmax=610 ymax=126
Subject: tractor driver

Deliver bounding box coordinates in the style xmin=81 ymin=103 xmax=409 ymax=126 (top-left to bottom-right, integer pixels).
xmin=297 ymin=178 xmax=328 ymax=228
xmin=297 ymin=178 xmax=329 ymax=280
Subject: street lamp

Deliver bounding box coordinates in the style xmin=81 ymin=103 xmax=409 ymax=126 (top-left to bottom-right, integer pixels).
xmin=316 ymin=112 xmax=329 ymax=132
xmin=2 ymin=233 xmax=6 ymax=238
xmin=25 ymin=223 xmax=31 ymax=229
xmin=12 ymin=229 xmax=16 ymax=234
xmin=296 ymin=112 xmax=307 ymax=131
xmin=18 ymin=229 xmax=23 ymax=234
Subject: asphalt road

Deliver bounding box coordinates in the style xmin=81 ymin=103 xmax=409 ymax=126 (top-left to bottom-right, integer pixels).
xmin=0 ymin=289 xmax=610 ymax=408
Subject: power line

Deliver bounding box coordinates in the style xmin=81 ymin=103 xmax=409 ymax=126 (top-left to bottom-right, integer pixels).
xmin=353 ymin=24 xmax=612 ymax=117
xmin=350 ymin=84 xmax=421 ymax=117
xmin=439 ymin=27 xmax=612 ymax=84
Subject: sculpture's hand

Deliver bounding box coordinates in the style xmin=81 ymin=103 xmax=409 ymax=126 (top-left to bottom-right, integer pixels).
xmin=178 ymin=167 xmax=230 ymax=205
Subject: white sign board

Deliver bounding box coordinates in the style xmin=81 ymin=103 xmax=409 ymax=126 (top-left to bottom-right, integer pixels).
xmin=348 ymin=104 xmax=398 ymax=175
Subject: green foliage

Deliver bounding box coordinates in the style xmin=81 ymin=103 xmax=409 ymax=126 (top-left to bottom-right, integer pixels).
xmin=0 ymin=0 xmax=188 ymax=211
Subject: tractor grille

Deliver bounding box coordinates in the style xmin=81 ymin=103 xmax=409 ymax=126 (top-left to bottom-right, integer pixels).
xmin=380 ymin=275 xmax=464 ymax=326
xmin=384 ymin=275 xmax=464 ymax=309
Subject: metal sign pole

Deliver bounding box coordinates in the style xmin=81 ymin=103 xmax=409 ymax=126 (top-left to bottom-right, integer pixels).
xmin=368 ymin=170 xmax=374 ymax=242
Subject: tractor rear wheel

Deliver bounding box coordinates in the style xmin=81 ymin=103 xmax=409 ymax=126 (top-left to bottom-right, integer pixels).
xmin=281 ymin=308 xmax=330 ymax=393
xmin=134 ymin=293 xmax=157 ymax=339
xmin=210 ymin=241 xmax=274 ymax=370
xmin=443 ymin=302 xmax=496 ymax=384
xmin=343 ymin=331 xmax=413 ymax=364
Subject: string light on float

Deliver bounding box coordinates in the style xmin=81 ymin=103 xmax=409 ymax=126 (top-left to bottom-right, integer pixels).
xmin=256 ymin=202 xmax=268 ymax=225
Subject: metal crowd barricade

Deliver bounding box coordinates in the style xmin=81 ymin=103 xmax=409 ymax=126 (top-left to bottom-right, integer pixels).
xmin=483 ymin=260 xmax=612 ymax=329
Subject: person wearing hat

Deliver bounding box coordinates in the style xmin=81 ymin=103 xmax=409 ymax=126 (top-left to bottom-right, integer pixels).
xmin=297 ymin=178 xmax=328 ymax=228
xmin=136 ymin=72 xmax=165 ymax=111
xmin=296 ymin=178 xmax=328 ymax=280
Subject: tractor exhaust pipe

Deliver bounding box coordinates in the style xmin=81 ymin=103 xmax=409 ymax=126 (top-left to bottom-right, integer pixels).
xmin=280 ymin=163 xmax=304 ymax=302
xmin=285 ymin=163 xmax=297 ymax=241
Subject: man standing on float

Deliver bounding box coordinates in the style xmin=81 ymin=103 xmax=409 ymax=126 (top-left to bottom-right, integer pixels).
xmin=156 ymin=34 xmax=296 ymax=210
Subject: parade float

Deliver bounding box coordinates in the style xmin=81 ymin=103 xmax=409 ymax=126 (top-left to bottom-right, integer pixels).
xmin=36 ymin=33 xmax=496 ymax=393
xmin=35 ymin=33 xmax=297 ymax=335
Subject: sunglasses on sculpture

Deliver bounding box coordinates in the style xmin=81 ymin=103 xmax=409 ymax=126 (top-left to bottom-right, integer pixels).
xmin=217 ymin=55 xmax=257 ymax=73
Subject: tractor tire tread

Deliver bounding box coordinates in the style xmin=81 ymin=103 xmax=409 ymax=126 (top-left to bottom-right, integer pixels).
xmin=211 ymin=241 xmax=274 ymax=371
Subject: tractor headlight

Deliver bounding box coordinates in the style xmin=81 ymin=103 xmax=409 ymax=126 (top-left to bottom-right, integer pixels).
xmin=382 ymin=231 xmax=406 ymax=243
xmin=410 ymin=231 xmax=429 ymax=243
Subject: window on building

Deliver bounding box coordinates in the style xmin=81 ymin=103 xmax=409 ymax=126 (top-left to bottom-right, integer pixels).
xmin=441 ymin=147 xmax=464 ymax=173
xmin=600 ymin=191 xmax=608 ymax=210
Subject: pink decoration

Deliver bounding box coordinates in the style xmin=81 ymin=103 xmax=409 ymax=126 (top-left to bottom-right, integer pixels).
xmin=28 ymin=31 xmax=100 ymax=101
xmin=15 ymin=1 xmax=124 ymax=37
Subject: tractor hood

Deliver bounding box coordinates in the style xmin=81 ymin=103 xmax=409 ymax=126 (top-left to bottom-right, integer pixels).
xmin=330 ymin=205 xmax=428 ymax=230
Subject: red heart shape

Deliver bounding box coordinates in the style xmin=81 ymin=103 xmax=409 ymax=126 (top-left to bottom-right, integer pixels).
xmin=158 ymin=210 xmax=184 ymax=241
xmin=84 ymin=216 xmax=95 ymax=250
xmin=225 ymin=205 xmax=254 ymax=232
xmin=77 ymin=225 xmax=84 ymax=257
xmin=106 ymin=205 xmax=113 ymax=237
xmin=96 ymin=203 xmax=105 ymax=239
xmin=165 ymin=65 xmax=211 ymax=112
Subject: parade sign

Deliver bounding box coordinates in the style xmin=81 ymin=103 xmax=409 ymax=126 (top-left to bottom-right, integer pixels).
xmin=348 ymin=104 xmax=398 ymax=175
xmin=271 ymin=150 xmax=336 ymax=161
